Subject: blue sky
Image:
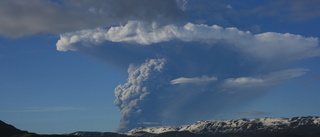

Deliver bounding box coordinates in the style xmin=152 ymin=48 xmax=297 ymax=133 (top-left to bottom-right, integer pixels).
xmin=1 ymin=0 xmax=320 ymax=134
xmin=0 ymin=35 xmax=125 ymax=133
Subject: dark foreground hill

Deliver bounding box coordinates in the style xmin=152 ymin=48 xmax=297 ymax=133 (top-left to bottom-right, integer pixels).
xmin=1 ymin=116 xmax=320 ymax=137
xmin=0 ymin=120 xmax=27 ymax=137
xmin=0 ymin=120 xmax=76 ymax=137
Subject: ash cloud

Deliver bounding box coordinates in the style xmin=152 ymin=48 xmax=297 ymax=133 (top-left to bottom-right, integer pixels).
xmin=54 ymin=0 xmax=320 ymax=132
xmin=57 ymin=21 xmax=320 ymax=132
xmin=114 ymin=59 xmax=168 ymax=131
xmin=0 ymin=0 xmax=182 ymax=37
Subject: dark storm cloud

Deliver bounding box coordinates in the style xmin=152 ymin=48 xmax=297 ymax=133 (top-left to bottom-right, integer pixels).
xmin=0 ymin=0 xmax=182 ymax=37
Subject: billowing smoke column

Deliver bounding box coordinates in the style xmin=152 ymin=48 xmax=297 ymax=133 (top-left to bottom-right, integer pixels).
xmin=114 ymin=59 xmax=168 ymax=131
xmin=56 ymin=0 xmax=320 ymax=132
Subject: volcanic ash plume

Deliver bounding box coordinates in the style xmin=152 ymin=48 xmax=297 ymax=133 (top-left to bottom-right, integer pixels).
xmin=56 ymin=20 xmax=320 ymax=132
xmin=114 ymin=59 xmax=168 ymax=132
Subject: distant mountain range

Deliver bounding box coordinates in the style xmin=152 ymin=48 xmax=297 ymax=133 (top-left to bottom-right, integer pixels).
xmin=1 ymin=116 xmax=320 ymax=137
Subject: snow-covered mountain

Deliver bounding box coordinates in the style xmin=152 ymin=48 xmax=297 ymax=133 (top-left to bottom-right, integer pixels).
xmin=3 ymin=116 xmax=318 ymax=137
xmin=126 ymin=116 xmax=320 ymax=135
xmin=69 ymin=116 xmax=320 ymax=137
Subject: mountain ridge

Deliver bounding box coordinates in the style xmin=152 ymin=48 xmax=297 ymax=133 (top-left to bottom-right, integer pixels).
xmin=1 ymin=116 xmax=320 ymax=137
xmin=71 ymin=116 xmax=320 ymax=137
xmin=125 ymin=116 xmax=320 ymax=135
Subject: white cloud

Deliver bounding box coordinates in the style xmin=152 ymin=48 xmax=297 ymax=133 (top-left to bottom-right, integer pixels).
xmin=224 ymin=77 xmax=265 ymax=88
xmin=170 ymin=76 xmax=218 ymax=84
xmin=57 ymin=21 xmax=320 ymax=62
xmin=223 ymin=69 xmax=308 ymax=90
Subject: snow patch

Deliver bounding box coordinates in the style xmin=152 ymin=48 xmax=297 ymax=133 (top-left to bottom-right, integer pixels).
xmin=126 ymin=116 xmax=320 ymax=135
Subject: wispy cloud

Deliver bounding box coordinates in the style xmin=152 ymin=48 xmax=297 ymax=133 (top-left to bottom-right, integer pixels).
xmin=222 ymin=69 xmax=308 ymax=92
xmin=235 ymin=111 xmax=271 ymax=116
xmin=0 ymin=107 xmax=86 ymax=113
xmin=171 ymin=76 xmax=218 ymax=85
xmin=246 ymin=0 xmax=320 ymax=22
